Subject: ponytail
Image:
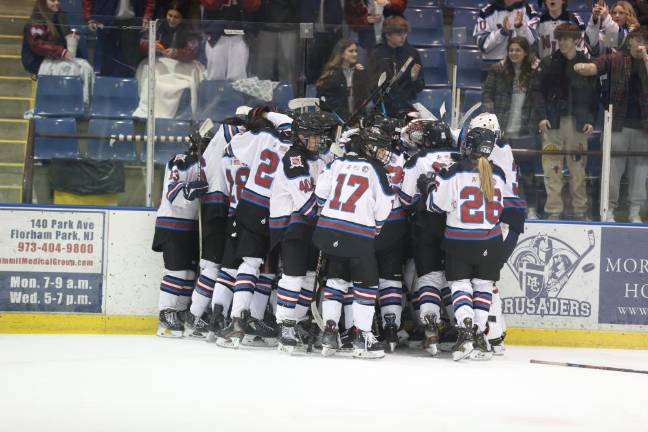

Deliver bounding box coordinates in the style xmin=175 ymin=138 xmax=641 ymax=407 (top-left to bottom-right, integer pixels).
xmin=477 ymin=156 xmax=494 ymax=202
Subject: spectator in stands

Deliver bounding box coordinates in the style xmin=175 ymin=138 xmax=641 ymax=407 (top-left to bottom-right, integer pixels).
xmin=627 ymin=0 xmax=648 ymax=24
xmin=201 ymin=0 xmax=261 ymax=81
xmin=536 ymin=0 xmax=585 ymax=59
xmin=483 ymin=36 xmax=538 ymax=216
xmin=132 ymin=1 xmax=204 ymax=119
xmin=83 ymin=0 xmax=155 ymax=77
xmin=316 ymin=38 xmax=371 ymax=121
xmin=574 ymin=29 xmax=648 ymax=223
xmin=532 ymin=23 xmax=599 ymax=220
xmin=25 ymin=0 xmax=95 ymax=107
xmin=346 ymin=0 xmax=408 ymax=53
xmin=368 ymin=15 xmax=424 ymax=117
xmin=250 ymin=0 xmax=300 ymax=83
xmin=474 ymin=0 xmax=538 ymax=79
xmin=302 ymin=0 xmax=346 ymax=84
xmin=585 ymin=0 xmax=639 ymax=56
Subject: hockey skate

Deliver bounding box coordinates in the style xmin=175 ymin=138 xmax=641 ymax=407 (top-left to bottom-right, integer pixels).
xmin=451 ymin=318 xmax=475 ymax=361
xmin=278 ymin=320 xmax=306 ymax=355
xmin=422 ymin=313 xmax=440 ymax=356
xmin=242 ymin=312 xmax=278 ymax=348
xmin=157 ymin=309 xmax=184 ymax=338
xmin=180 ymin=310 xmax=210 ymax=340
xmin=406 ymin=325 xmax=425 ymax=349
xmin=338 ymin=327 xmax=355 ymax=356
xmin=382 ymin=313 xmax=399 ymax=353
xmin=215 ymin=312 xmax=247 ymax=349
xmin=206 ymin=304 xmax=226 ymax=343
xmin=438 ymin=319 xmax=458 ymax=352
xmin=353 ymin=329 xmax=385 ymax=359
xmin=320 ymin=320 xmax=340 ymax=357
xmin=489 ymin=331 xmax=507 ymax=356
xmin=470 ymin=328 xmax=493 ymax=361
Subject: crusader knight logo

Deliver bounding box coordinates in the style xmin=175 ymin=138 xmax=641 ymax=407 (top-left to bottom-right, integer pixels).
xmin=503 ymin=230 xmax=595 ymax=317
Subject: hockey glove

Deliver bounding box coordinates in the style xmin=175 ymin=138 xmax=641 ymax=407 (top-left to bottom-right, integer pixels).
xmin=183 ymin=180 xmax=209 ymax=201
xmin=417 ymin=172 xmax=437 ymax=196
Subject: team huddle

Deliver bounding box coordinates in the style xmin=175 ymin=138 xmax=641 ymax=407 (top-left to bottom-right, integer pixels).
xmin=151 ymin=106 xmax=526 ymax=361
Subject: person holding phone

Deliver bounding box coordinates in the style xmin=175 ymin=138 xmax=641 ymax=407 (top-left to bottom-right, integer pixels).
xmin=585 ymin=0 xmax=640 ymax=56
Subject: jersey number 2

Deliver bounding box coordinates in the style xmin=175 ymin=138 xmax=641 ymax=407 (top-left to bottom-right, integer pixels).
xmin=254 ymin=149 xmax=279 ymax=189
xmin=460 ymin=186 xmax=502 ymax=224
xmin=329 ymin=174 xmax=369 ymax=213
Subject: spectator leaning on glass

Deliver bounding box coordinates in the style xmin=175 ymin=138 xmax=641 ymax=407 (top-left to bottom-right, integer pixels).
xmin=575 ymin=29 xmax=648 ymax=223
xmin=536 ymin=0 xmax=585 ymax=59
xmin=532 ymin=23 xmax=600 ymax=220
xmin=25 ymin=0 xmax=95 ymax=107
xmin=474 ymin=0 xmax=538 ymax=79
xmin=367 ymin=15 xmax=424 ymax=117
xmin=316 ymin=38 xmax=372 ymax=122
xmin=201 ymin=0 xmax=261 ymax=81
xmin=83 ymin=0 xmax=155 ymax=77
xmin=585 ymin=0 xmax=640 ymax=56
xmin=345 ymin=0 xmax=408 ymax=53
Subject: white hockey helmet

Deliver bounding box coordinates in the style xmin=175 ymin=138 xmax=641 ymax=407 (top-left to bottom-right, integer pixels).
xmin=468 ymin=112 xmax=501 ymax=138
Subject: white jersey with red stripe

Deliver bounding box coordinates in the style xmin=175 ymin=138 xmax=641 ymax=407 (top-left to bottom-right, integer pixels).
xmin=384 ymin=151 xmax=407 ymax=217
xmin=222 ymin=142 xmax=250 ymax=217
xmin=489 ymin=141 xmax=526 ymax=210
xmin=400 ymin=148 xmax=459 ymax=207
xmin=203 ymin=122 xmax=243 ymax=210
xmin=427 ymin=158 xmax=506 ymax=240
xmin=156 ymin=153 xmax=202 ymax=226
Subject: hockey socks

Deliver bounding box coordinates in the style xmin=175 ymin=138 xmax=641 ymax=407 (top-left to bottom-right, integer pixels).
xmin=472 ymin=279 xmax=493 ymax=333
xmin=159 ymin=270 xmax=195 ymax=311
xmin=190 ymin=261 xmax=220 ymax=318
xmin=378 ymin=278 xmax=403 ymax=328
xmin=352 ymin=283 xmax=378 ymax=332
xmin=276 ymin=274 xmax=302 ymax=322
xmin=212 ymin=267 xmax=236 ymax=315
xmin=415 ymin=271 xmax=447 ymax=322
xmin=231 ymin=257 xmax=262 ymax=318
xmin=250 ymin=273 xmax=273 ymax=320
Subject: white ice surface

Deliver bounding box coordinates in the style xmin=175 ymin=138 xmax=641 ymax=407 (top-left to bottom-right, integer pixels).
xmin=1 ymin=335 xmax=647 ymax=432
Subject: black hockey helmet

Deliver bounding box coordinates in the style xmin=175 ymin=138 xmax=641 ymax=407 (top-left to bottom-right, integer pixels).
xmin=359 ymin=124 xmax=392 ymax=164
xmin=366 ymin=114 xmax=402 ymax=149
xmin=292 ymin=111 xmax=339 ymax=155
xmin=462 ymin=127 xmax=496 ymax=159
xmin=404 ymin=119 xmax=454 ymax=150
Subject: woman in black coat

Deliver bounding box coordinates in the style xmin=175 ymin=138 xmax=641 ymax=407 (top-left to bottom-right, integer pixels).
xmin=316 ymin=38 xmax=371 ymax=123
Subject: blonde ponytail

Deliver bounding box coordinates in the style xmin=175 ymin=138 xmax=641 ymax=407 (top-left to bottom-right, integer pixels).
xmin=477 ymin=156 xmax=494 ymax=202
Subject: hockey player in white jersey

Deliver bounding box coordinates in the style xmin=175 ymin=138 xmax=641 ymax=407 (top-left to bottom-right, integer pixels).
xmin=475 ymin=0 xmax=539 ymax=75
xmin=399 ymin=119 xmax=460 ymax=356
xmin=312 ymin=126 xmax=395 ymax=359
xmin=216 ymin=107 xmax=294 ymax=348
xmin=270 ymin=112 xmax=339 ymax=354
xmin=152 ymin=147 xmax=208 ymax=337
xmin=419 ymin=127 xmax=507 ymax=361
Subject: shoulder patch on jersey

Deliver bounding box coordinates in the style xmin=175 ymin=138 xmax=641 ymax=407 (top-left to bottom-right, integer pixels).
xmin=282 ymin=148 xmax=310 ymax=179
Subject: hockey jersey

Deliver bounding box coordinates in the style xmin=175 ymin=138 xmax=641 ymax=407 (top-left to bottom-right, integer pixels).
xmin=474 ymin=1 xmax=539 ymax=66
xmin=400 ymin=147 xmax=459 ymax=207
xmin=269 ymin=145 xmax=323 ymax=248
xmin=536 ymin=9 xmax=585 ymax=59
xmin=490 ymin=141 xmax=526 ymax=233
xmin=428 ymin=158 xmax=506 ymax=245
xmin=230 ymin=127 xmax=292 ymax=234
xmin=375 ymin=151 xmax=408 ymax=250
xmin=222 ymin=140 xmax=251 ymax=218
xmin=312 ymin=154 xmax=394 ymax=257
xmin=154 ymin=153 xmax=202 ymax=232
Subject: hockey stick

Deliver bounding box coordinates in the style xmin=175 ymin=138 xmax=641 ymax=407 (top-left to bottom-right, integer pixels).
xmin=310 ymin=252 xmax=326 ymax=331
xmin=530 ymin=359 xmax=648 ymax=375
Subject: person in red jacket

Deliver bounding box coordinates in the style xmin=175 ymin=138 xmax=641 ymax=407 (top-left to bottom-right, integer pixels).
xmin=345 ymin=0 xmax=408 ymax=52
xmin=25 ymin=0 xmax=95 ymax=106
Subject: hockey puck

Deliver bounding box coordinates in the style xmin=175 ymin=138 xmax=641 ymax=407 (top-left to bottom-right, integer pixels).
xmin=582 ymin=263 xmax=595 ymax=273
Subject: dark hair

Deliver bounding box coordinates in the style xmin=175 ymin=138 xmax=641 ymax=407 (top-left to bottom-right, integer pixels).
xmin=503 ymin=37 xmax=533 ymax=89
xmin=554 ymin=22 xmax=582 ymax=40
xmin=626 ymin=27 xmax=648 ymax=43
xmin=383 ymin=15 xmax=410 ymax=34
xmin=166 ymin=0 xmax=188 ymax=17
xmin=30 ymin=0 xmax=67 ymax=40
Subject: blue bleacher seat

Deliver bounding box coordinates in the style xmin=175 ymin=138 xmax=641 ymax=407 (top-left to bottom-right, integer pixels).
xmin=90 ymin=77 xmax=139 ymax=119
xmin=456 ymin=48 xmax=482 ymax=89
xmin=197 ymin=80 xmax=247 ymax=122
xmin=569 ymin=0 xmax=592 ymax=11
xmin=273 ymin=83 xmax=294 ymax=108
xmin=87 ymin=119 xmax=136 ymax=161
xmin=408 ymin=0 xmax=440 ymax=6
xmin=34 ymin=117 xmax=79 ymax=159
xmin=445 ymin=0 xmax=488 ymax=9
xmin=404 ymin=7 xmax=444 ymax=46
xmin=417 ymin=47 xmax=449 ymax=87
xmin=149 ymin=119 xmax=192 ymax=165
xmin=415 ymin=87 xmax=453 ymax=122
xmin=460 ymin=88 xmax=482 ymax=115
xmin=35 ymin=75 xmax=85 ymax=117
xmin=451 ymin=8 xmax=479 ymax=46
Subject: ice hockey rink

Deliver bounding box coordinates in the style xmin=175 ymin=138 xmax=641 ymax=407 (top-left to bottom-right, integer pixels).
xmin=1 ymin=335 xmax=647 ymax=432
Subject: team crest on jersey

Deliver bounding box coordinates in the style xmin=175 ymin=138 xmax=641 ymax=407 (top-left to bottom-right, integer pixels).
xmin=289 ymin=156 xmax=303 ymax=169
xmin=362 ymin=166 xmax=369 ymax=173
xmin=503 ymin=231 xmax=595 ymax=317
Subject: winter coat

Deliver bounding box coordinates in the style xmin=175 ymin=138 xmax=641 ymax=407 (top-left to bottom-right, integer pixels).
xmin=140 ymin=20 xmax=200 ymax=62
xmin=345 ymin=0 xmax=407 ymax=26
xmin=316 ymin=66 xmax=371 ymax=121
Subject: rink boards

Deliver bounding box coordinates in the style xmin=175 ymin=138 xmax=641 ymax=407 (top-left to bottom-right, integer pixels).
xmin=0 ymin=204 xmax=647 ymax=348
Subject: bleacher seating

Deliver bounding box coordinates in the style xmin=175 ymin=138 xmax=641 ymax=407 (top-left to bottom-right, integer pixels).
xmin=90 ymin=77 xmax=139 ymax=119
xmin=451 ymin=8 xmax=479 ymax=46
xmin=404 ymin=7 xmax=444 ymax=46
xmin=415 ymin=87 xmax=453 ymax=122
xmin=197 ymin=80 xmax=247 ymax=122
xmin=456 ymin=48 xmax=482 ymax=89
xmin=35 ymin=76 xmax=85 ymax=117
xmin=445 ymin=0 xmax=488 ymax=9
xmin=87 ymin=119 xmax=136 ymax=161
xmin=417 ymin=47 xmax=449 ymax=87
xmin=150 ymin=119 xmax=192 ymax=165
xmin=34 ymin=117 xmax=79 ymax=159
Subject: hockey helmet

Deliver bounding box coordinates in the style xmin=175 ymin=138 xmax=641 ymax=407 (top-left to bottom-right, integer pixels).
xmin=292 ymin=112 xmax=340 ymax=155
xmin=468 ymin=112 xmax=501 ymax=138
xmin=366 ymin=114 xmax=402 ymax=149
xmin=402 ymin=119 xmax=454 ymax=150
xmin=463 ymin=127 xmax=496 ymax=159
xmin=360 ymin=124 xmax=392 ymax=164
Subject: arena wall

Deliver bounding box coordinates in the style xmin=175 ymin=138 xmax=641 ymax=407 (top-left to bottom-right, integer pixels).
xmin=1 ymin=204 xmax=647 ymax=349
